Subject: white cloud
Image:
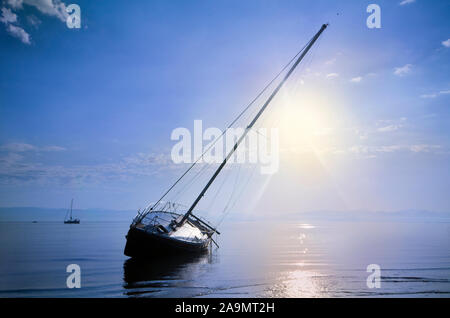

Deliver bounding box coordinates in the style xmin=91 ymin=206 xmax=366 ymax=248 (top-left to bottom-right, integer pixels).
xmin=27 ymin=15 xmax=41 ymax=28
xmin=399 ymin=0 xmax=415 ymax=5
xmin=41 ymin=145 xmax=66 ymax=152
xmin=326 ymin=73 xmax=339 ymax=79
xmin=325 ymin=58 xmax=336 ymax=66
xmin=0 ymin=150 xmax=176 ymax=187
xmin=375 ymin=117 xmax=406 ymax=133
xmin=377 ymin=125 xmax=401 ymax=132
xmin=420 ymin=89 xmax=450 ymax=99
xmin=443 ymin=39 xmax=450 ymax=48
xmin=394 ymin=64 xmax=412 ymax=76
xmin=349 ymin=73 xmax=377 ymax=83
xmin=6 ymin=0 xmax=23 ymax=10
xmin=0 ymin=0 xmax=68 ymax=44
xmin=23 ymin=0 xmax=68 ymax=22
xmin=1 ymin=6 xmax=30 ymax=44
xmin=420 ymin=94 xmax=437 ymax=99
xmin=0 ymin=152 xmax=24 ymax=171
xmin=6 ymin=0 xmax=68 ymax=20
xmin=409 ymin=144 xmax=441 ymax=153
xmin=1 ymin=143 xmax=36 ymax=152
xmin=1 ymin=1 xmax=70 ymax=44
xmin=0 ymin=142 xmax=65 ymax=152
xmin=349 ymin=144 xmax=441 ymax=156
xmin=6 ymin=24 xmax=30 ymax=44
xmin=0 ymin=7 xmax=17 ymax=24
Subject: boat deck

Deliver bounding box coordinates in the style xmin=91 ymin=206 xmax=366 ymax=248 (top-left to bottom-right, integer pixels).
xmin=137 ymin=211 xmax=209 ymax=244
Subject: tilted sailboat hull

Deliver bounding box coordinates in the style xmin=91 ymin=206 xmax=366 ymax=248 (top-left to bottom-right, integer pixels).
xmin=124 ymin=227 xmax=210 ymax=257
xmin=64 ymin=219 xmax=80 ymax=224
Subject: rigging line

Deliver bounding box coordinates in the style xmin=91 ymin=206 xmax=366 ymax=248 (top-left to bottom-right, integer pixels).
xmin=204 ymin=160 xmax=235 ymax=213
xmin=215 ymin=161 xmax=256 ymax=228
xmin=215 ymin=163 xmax=258 ymax=228
xmin=302 ymin=30 xmax=321 ymax=80
xmin=140 ymin=37 xmax=314 ymax=219
xmin=221 ymin=163 xmax=242 ymax=214
xmin=208 ymin=160 xmax=242 ymax=216
xmin=175 ymin=132 xmax=246 ymax=202
xmin=170 ymin=161 xmax=213 ymax=203
xmin=250 ymin=127 xmax=270 ymax=142
xmin=170 ymin=167 xmax=208 ymax=204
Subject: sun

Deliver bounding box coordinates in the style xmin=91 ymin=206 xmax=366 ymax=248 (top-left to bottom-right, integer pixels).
xmin=272 ymin=88 xmax=340 ymax=154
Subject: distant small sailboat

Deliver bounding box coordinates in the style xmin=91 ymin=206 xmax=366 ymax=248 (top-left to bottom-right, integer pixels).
xmin=64 ymin=199 xmax=80 ymax=224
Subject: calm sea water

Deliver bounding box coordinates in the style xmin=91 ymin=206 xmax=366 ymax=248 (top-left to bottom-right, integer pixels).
xmin=0 ymin=219 xmax=449 ymax=297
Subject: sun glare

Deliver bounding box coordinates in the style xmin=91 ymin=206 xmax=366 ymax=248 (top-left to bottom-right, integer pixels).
xmin=273 ymin=88 xmax=342 ymax=157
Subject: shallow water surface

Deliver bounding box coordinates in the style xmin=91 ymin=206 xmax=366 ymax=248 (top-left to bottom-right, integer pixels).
xmin=0 ymin=220 xmax=449 ymax=297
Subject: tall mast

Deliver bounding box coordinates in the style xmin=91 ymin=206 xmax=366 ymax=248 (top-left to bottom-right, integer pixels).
xmin=70 ymin=198 xmax=73 ymax=220
xmin=178 ymin=24 xmax=328 ymax=227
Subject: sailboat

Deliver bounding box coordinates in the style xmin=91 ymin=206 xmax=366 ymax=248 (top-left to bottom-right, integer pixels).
xmin=64 ymin=198 xmax=80 ymax=224
xmin=124 ymin=24 xmax=328 ymax=258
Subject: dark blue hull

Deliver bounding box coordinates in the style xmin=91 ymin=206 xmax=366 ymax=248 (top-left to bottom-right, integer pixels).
xmin=124 ymin=227 xmax=210 ymax=258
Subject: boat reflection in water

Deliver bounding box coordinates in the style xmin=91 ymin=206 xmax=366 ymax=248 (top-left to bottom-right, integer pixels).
xmin=123 ymin=252 xmax=213 ymax=297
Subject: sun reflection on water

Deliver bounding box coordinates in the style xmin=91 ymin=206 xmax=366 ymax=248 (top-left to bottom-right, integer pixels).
xmin=296 ymin=223 xmax=316 ymax=229
xmin=264 ymin=270 xmax=330 ymax=297
xmin=261 ymin=222 xmax=333 ymax=297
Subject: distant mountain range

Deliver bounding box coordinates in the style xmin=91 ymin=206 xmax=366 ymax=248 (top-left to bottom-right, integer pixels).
xmin=277 ymin=209 xmax=450 ymax=223
xmin=0 ymin=207 xmax=137 ymax=222
xmin=0 ymin=207 xmax=449 ymax=223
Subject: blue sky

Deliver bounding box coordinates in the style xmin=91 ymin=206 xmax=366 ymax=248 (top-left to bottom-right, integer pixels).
xmin=0 ymin=0 xmax=449 ymax=215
